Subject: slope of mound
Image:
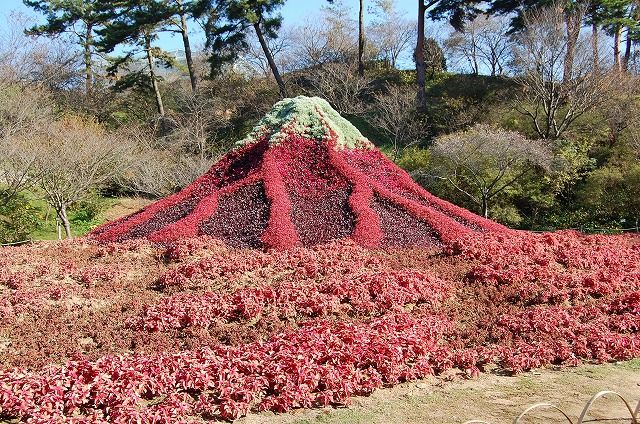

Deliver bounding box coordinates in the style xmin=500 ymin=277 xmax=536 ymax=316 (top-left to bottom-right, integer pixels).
xmin=89 ymin=96 xmax=505 ymax=248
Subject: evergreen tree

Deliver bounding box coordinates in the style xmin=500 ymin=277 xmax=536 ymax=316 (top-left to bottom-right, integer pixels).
xmin=204 ymin=0 xmax=288 ymax=98
xmin=96 ymin=0 xmax=178 ymax=116
xmin=595 ymin=0 xmax=639 ymax=71
xmin=414 ymin=0 xmax=478 ymax=110
xmin=24 ymin=0 xmax=105 ymax=94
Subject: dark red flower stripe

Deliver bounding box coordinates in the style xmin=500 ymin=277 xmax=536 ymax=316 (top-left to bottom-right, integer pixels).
xmin=147 ymin=173 xmax=263 ymax=243
xmin=370 ymin=182 xmax=471 ymax=244
xmin=343 ymin=148 xmax=506 ymax=233
xmin=90 ymin=141 xmax=264 ymax=242
xmin=0 ymin=313 xmax=454 ymax=422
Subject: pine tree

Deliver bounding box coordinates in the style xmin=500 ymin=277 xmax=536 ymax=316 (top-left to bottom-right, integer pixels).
xmin=96 ymin=0 xmax=179 ymax=116
xmin=204 ymin=0 xmax=288 ymax=98
xmin=24 ymin=0 xmax=105 ymax=94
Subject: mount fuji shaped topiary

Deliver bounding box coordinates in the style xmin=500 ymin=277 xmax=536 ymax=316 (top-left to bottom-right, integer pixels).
xmin=90 ymin=96 xmax=505 ymax=248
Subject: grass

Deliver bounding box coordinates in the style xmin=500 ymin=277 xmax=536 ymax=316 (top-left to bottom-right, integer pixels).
xmin=20 ymin=192 xmax=119 ymax=240
xmin=263 ymin=360 xmax=640 ymax=424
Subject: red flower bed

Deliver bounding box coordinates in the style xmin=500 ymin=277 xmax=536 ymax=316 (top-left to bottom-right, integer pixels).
xmin=1 ymin=313 xmax=454 ymax=422
xmin=127 ymin=270 xmax=452 ymax=332
xmin=0 ymin=231 xmax=638 ymax=422
xmin=1 ymin=98 xmax=639 ymax=422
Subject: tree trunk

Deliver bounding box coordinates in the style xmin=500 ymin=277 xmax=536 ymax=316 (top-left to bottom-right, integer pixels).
xmin=358 ymin=0 xmax=365 ymax=77
xmin=145 ymin=34 xmax=165 ymax=116
xmin=415 ymin=0 xmax=427 ymax=111
xmin=178 ymin=3 xmax=197 ymax=92
xmin=624 ymin=27 xmax=633 ymax=71
xmin=253 ymin=22 xmax=288 ymax=98
xmin=563 ymin=10 xmax=581 ymax=82
xmin=481 ymin=195 xmax=488 ymax=218
xmin=57 ymin=205 xmax=72 ymax=239
xmin=614 ymin=26 xmax=622 ymax=72
xmin=592 ymin=22 xmax=600 ymax=72
xmin=84 ymin=21 xmax=93 ymax=94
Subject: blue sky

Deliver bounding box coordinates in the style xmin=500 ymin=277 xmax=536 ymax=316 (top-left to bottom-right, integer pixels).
xmin=1 ymin=0 xmax=421 ymax=53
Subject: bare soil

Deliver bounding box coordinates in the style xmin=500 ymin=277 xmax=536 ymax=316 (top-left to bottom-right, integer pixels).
xmin=102 ymin=197 xmax=153 ymax=221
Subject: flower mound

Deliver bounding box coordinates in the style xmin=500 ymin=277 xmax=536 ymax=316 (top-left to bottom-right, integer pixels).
xmin=88 ymin=96 xmax=504 ymax=248
xmin=2 ymin=97 xmax=639 ymax=423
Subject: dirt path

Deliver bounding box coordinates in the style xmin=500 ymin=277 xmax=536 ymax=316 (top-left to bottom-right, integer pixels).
xmin=238 ymin=360 xmax=640 ymax=424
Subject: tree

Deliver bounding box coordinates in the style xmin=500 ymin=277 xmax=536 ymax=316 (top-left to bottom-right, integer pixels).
xmin=97 ymin=0 xmax=178 ymax=116
xmin=207 ymin=0 xmax=288 ymax=98
xmin=415 ymin=0 xmax=429 ymax=109
xmin=424 ymin=37 xmax=446 ymax=77
xmin=596 ymin=0 xmax=639 ymax=71
xmin=289 ymin=3 xmax=357 ymax=68
xmin=305 ymin=62 xmax=372 ymax=115
xmin=135 ymin=0 xmax=204 ymax=92
xmin=358 ymin=0 xmax=365 ymax=76
xmin=427 ymin=124 xmax=552 ymax=218
xmin=488 ymin=0 xmax=586 ymax=83
xmin=2 ymin=12 xmax=83 ymax=91
xmin=173 ymin=0 xmax=200 ymax=91
xmin=578 ymin=160 xmax=640 ymax=229
xmin=369 ymin=0 xmax=415 ymax=69
xmin=322 ymin=0 xmax=366 ymax=70
xmin=115 ymin=0 xmax=206 ymax=92
xmin=445 ymin=14 xmax=512 ymax=76
xmin=512 ymin=4 xmax=613 ymax=139
xmin=241 ymin=26 xmax=293 ymax=77
xmin=0 ymin=85 xmax=53 ymax=207
xmin=415 ymin=0 xmax=479 ymax=109
xmin=371 ymin=83 xmax=423 ymax=161
xmin=33 ymin=116 xmax=132 ymax=239
xmin=24 ymin=0 xmax=104 ymax=94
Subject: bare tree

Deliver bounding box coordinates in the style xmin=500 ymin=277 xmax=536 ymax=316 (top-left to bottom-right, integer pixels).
xmin=169 ymin=88 xmax=233 ymax=161
xmin=0 ymin=12 xmax=81 ymax=90
xmin=512 ymin=4 xmax=612 ymax=140
xmin=290 ymin=4 xmax=358 ymax=68
xmin=33 ymin=116 xmax=133 ymax=239
xmin=118 ymin=125 xmax=213 ymax=199
xmin=371 ymin=84 xmax=423 ymax=160
xmin=240 ymin=27 xmax=295 ymax=77
xmin=0 ymin=86 xmax=54 ymax=205
xmin=369 ymin=0 xmax=416 ymax=69
xmin=305 ymin=62 xmax=372 ymax=115
xmin=425 ymin=124 xmax=552 ymax=218
xmin=445 ymin=15 xmax=512 ymax=76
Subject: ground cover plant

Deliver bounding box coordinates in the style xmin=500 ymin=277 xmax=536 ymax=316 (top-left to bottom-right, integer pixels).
xmin=0 ymin=97 xmax=639 ymax=423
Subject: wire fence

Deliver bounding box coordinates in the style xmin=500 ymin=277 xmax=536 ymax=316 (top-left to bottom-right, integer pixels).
xmin=464 ymin=390 xmax=640 ymax=424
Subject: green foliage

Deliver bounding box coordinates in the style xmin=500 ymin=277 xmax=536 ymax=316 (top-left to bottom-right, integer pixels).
xmin=96 ymin=0 xmax=178 ymax=96
xmin=68 ymin=194 xmax=110 ymax=234
xmin=424 ymin=38 xmax=447 ymax=79
xmin=203 ymin=0 xmax=284 ymax=76
xmin=577 ymin=161 xmax=640 ymax=228
xmin=0 ymin=193 xmax=39 ymax=244
xmin=423 ymin=74 xmax=515 ymax=138
xmin=395 ymin=147 xmax=431 ymax=172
